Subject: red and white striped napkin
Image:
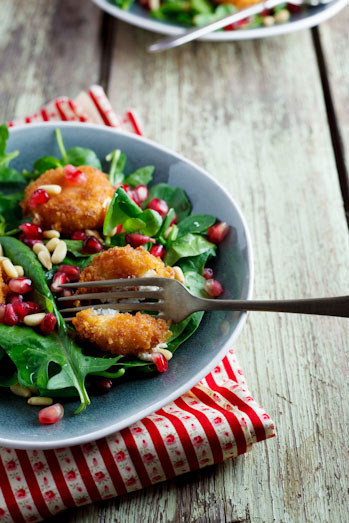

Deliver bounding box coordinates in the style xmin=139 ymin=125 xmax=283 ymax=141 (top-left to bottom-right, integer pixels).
xmin=0 ymin=86 xmax=275 ymax=523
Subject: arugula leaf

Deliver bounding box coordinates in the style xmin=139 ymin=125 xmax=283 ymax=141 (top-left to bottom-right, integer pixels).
xmin=0 ymin=325 xmax=119 ymax=412
xmin=177 ymin=214 xmax=215 ymax=238
xmin=106 ymin=149 xmax=126 ymax=186
xmin=124 ymin=166 xmax=154 ymax=188
xmin=165 ymin=233 xmax=215 ymax=266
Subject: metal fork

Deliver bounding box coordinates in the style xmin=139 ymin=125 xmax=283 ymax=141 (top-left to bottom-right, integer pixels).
xmin=147 ymin=0 xmax=333 ymax=53
xmin=58 ymin=277 xmax=349 ymax=322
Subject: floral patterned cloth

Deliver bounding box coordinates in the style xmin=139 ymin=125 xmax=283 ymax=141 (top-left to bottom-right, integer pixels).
xmin=0 ymin=86 xmax=275 ymax=523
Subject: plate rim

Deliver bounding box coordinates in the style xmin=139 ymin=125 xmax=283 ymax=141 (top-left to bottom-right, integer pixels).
xmin=91 ymin=0 xmax=348 ymax=41
xmin=1 ymin=121 xmax=254 ymax=449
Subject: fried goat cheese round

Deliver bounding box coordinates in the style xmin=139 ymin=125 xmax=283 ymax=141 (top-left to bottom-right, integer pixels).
xmin=76 ymin=244 xmax=175 ymax=294
xmin=72 ymin=309 xmax=171 ymax=356
xmin=0 ymin=269 xmax=8 ymax=304
xmin=73 ymin=245 xmax=175 ymax=356
xmin=20 ymin=166 xmax=114 ymax=234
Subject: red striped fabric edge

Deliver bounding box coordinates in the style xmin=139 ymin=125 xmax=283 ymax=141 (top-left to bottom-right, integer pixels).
xmin=54 ymin=100 xmax=68 ymax=121
xmin=120 ymin=428 xmax=152 ymax=489
xmin=126 ymin=110 xmax=143 ymax=136
xmin=15 ymin=450 xmax=53 ymax=520
xmin=70 ymin=446 xmax=102 ymax=502
xmin=88 ymin=89 xmax=113 ymax=127
xmin=174 ymin=397 xmax=224 ymax=464
xmin=43 ymin=450 xmax=76 ymax=509
xmin=192 ymin=386 xmax=247 ymax=455
xmin=0 ymin=454 xmax=26 ymax=523
xmin=206 ymin=373 xmax=266 ymax=442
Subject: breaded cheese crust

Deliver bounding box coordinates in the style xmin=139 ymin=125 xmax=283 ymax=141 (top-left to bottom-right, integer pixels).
xmin=0 ymin=269 xmax=8 ymax=304
xmin=78 ymin=245 xmax=175 ymax=293
xmin=72 ymin=309 xmax=171 ymax=356
xmin=21 ymin=166 xmax=114 ymax=234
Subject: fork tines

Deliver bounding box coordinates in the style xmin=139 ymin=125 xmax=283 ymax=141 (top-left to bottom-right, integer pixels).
xmin=58 ymin=277 xmax=165 ymax=321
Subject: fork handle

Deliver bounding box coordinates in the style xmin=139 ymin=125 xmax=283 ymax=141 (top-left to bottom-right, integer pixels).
xmin=195 ymin=296 xmax=349 ymax=318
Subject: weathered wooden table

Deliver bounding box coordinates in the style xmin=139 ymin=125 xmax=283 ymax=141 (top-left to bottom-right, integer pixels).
xmin=1 ymin=1 xmax=348 ymax=521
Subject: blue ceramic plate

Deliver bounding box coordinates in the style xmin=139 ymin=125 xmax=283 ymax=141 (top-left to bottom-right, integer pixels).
xmin=0 ymin=122 xmax=253 ymax=449
xmin=91 ymin=0 xmax=347 ymax=41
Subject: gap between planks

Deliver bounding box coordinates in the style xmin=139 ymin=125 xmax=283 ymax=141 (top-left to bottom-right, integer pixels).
xmin=311 ymin=26 xmax=349 ymax=227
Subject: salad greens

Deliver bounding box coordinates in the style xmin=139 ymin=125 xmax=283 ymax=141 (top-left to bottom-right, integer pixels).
xmin=112 ymin=0 xmax=291 ymax=29
xmin=0 ymin=124 xmax=221 ymax=415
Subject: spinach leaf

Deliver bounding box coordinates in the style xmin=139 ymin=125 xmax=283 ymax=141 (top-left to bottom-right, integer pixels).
xmin=141 ymin=209 xmax=162 ymax=236
xmin=0 ymin=124 xmax=19 ymax=168
xmin=170 ymin=187 xmax=191 ymax=221
xmin=0 ymin=237 xmax=64 ymax=330
xmin=106 ymin=149 xmax=126 ymax=186
xmin=33 ymin=156 xmax=62 ymax=176
xmin=0 ymin=325 xmax=119 ymax=412
xmin=124 ymin=166 xmax=154 ymax=188
xmin=146 ymin=183 xmax=175 ymax=206
xmin=178 ymin=248 xmax=215 ymax=275
xmin=165 ymin=233 xmax=215 ymax=266
xmin=65 ymin=147 xmax=101 ymax=170
xmin=0 ymin=167 xmax=26 ymax=184
xmin=0 ymin=192 xmax=25 ymax=233
xmin=184 ymin=271 xmax=209 ymax=298
xmin=194 ymin=4 xmax=235 ymax=26
xmin=177 ymin=214 xmax=215 ymax=238
xmin=168 ymin=312 xmax=204 ymax=353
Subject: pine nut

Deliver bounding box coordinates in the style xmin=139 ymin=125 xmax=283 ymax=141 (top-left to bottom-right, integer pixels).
xmin=109 ymin=226 xmax=117 ymax=237
xmin=85 ymin=229 xmax=103 ymax=242
xmin=51 ymin=240 xmax=67 ymax=264
xmin=164 ymin=226 xmax=172 ymax=240
xmin=13 ymin=265 xmax=24 ymax=277
xmin=38 ymin=250 xmax=52 ymax=270
xmin=33 ymin=243 xmax=49 ymax=255
xmin=23 ymin=312 xmax=46 ymax=326
xmin=274 ymin=9 xmax=290 ymax=23
xmin=0 ymin=256 xmax=8 ymax=262
xmin=28 ymin=396 xmax=53 ymax=406
xmin=10 ymin=384 xmax=32 ymax=398
xmin=46 ymin=237 xmax=60 ymax=252
xmin=37 ymin=184 xmax=62 ymax=195
xmin=0 ymin=244 xmax=3 ymax=257
xmin=157 ymin=348 xmax=173 ymax=361
xmin=262 ymin=15 xmax=275 ymax=27
xmin=2 ymin=259 xmax=19 ymax=278
xmin=43 ymin=229 xmax=60 ymax=239
xmin=173 ymin=266 xmax=185 ymax=285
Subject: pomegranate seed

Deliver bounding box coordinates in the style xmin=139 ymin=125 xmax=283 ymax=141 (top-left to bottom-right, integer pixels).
xmin=287 ymin=3 xmax=301 ymax=12
xmin=8 ymin=278 xmax=33 ymax=294
xmin=7 ymin=293 xmax=23 ymax=304
xmin=148 ymin=198 xmax=169 ymax=218
xmin=93 ymin=377 xmax=113 ymax=395
xmin=116 ymin=224 xmax=124 ymax=234
xmin=71 ymin=231 xmax=86 ymax=241
xmin=150 ymin=244 xmax=165 ymax=258
xmin=82 ymin=236 xmax=104 ymax=254
xmin=29 ymin=189 xmax=49 ymax=208
xmin=19 ymin=235 xmax=43 ymax=249
xmin=50 ymin=273 xmax=67 ymax=293
xmin=203 ymin=268 xmax=214 ymax=280
xmin=0 ymin=304 xmax=5 ymax=323
xmin=125 ymin=234 xmax=155 ymax=248
xmin=133 ymin=185 xmax=149 ymax=204
xmin=19 ymin=223 xmax=43 ymax=239
xmin=26 ymin=302 xmax=41 ymax=314
xmin=40 ymin=313 xmax=57 ymax=335
xmin=4 ymin=304 xmax=18 ymax=326
xmin=207 ymin=222 xmax=229 ymax=244
xmin=38 ymin=403 xmax=64 ymax=424
xmin=152 ymin=352 xmax=168 ymax=373
xmin=64 ymin=165 xmax=87 ymax=186
xmin=13 ymin=301 xmax=30 ymax=321
xmin=57 ymin=265 xmax=81 ymax=281
xmin=204 ymin=279 xmax=223 ymax=298
xmin=169 ymin=211 xmax=177 ymax=226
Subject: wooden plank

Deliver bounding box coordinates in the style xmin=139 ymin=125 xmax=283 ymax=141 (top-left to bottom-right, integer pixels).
xmin=72 ymin=23 xmax=349 ymax=523
xmin=317 ymin=11 xmax=349 ymax=217
xmin=0 ymin=0 xmax=103 ymax=121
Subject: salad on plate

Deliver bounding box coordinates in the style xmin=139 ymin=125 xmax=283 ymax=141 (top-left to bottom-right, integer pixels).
xmin=0 ymin=124 xmax=229 ymax=425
